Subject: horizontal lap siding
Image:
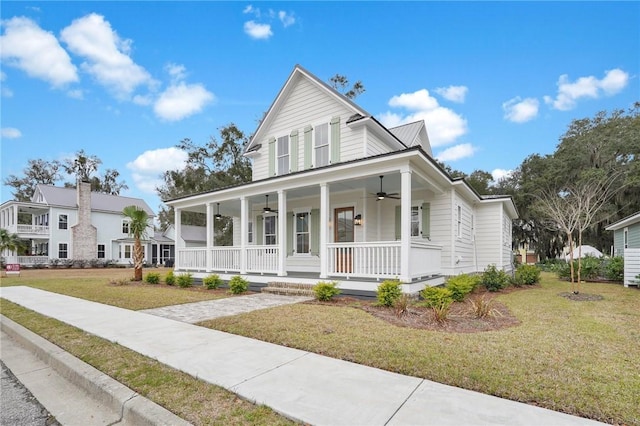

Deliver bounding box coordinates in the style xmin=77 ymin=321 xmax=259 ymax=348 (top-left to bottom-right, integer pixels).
xmin=475 ymin=204 xmax=501 ymax=271
xmin=430 ymin=191 xmax=451 ymax=271
xmin=453 ymin=194 xmax=475 ymax=273
xmin=614 ymin=229 xmax=624 ymax=256
xmin=252 ymin=77 xmax=362 ymax=181
xmin=630 ymin=223 xmax=640 ymax=248
xmin=367 ymin=134 xmax=392 ymax=156
xmin=502 ymin=212 xmax=513 ymax=272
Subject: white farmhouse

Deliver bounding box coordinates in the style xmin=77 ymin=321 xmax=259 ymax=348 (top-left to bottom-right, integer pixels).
xmin=166 ymin=65 xmax=518 ymax=294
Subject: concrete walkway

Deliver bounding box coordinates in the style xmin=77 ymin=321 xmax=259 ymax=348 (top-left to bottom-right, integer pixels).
xmin=0 ymin=286 xmax=605 ymax=426
xmin=141 ymin=293 xmax=312 ymax=323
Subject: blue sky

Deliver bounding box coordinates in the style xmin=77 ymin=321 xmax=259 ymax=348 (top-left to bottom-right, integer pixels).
xmin=1 ymin=1 xmax=638 ymax=214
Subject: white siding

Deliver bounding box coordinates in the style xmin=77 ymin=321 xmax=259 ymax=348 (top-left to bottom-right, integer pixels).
xmin=502 ymin=212 xmax=514 ymax=272
xmin=475 ymin=203 xmax=502 ymax=271
xmin=430 ymin=190 xmax=452 ymax=272
xmin=452 ymin=193 xmax=475 ymax=274
xmin=623 ymin=248 xmax=640 ymax=286
xmin=366 ymin=133 xmax=393 ymax=157
xmin=252 ymin=76 xmax=363 ymax=181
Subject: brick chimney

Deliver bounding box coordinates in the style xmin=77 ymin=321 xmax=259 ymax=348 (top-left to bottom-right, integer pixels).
xmin=71 ymin=180 xmax=97 ymax=260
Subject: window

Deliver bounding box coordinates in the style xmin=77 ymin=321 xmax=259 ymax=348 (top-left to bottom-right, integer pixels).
xmin=314 ymin=123 xmax=329 ymax=167
xmin=97 ymin=244 xmax=105 ymax=259
xmin=411 ymin=206 xmax=420 ymax=237
xmin=119 ymin=244 xmax=132 ymax=259
xmin=248 ymin=221 xmax=253 ymax=244
xmin=122 ymin=220 xmax=130 ymax=234
xmin=457 ymin=205 xmax=462 ymax=238
xmin=264 ymin=215 xmax=277 ymax=245
xmin=277 ymin=135 xmax=289 ymax=175
xmin=58 ymin=214 xmax=68 ymax=230
xmin=58 ymin=243 xmax=68 ymax=258
xmin=624 ymin=228 xmax=629 ymax=249
xmin=295 ymin=211 xmax=310 ymax=254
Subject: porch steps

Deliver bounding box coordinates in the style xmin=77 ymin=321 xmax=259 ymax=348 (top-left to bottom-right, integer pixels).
xmin=261 ymin=282 xmax=316 ymax=297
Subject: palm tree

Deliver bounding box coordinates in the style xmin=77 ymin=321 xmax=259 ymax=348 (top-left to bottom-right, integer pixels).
xmin=0 ymin=228 xmax=25 ymax=258
xmin=122 ymin=206 xmax=149 ymax=281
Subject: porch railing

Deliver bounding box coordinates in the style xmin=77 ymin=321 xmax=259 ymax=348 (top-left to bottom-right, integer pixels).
xmin=246 ymin=246 xmax=279 ymax=274
xmin=5 ymin=256 xmax=50 ymax=265
xmin=210 ymin=247 xmax=241 ymax=272
xmin=178 ymin=248 xmax=207 ymax=270
xmin=15 ymin=225 xmax=49 ymax=235
xmin=327 ymin=242 xmax=402 ymax=278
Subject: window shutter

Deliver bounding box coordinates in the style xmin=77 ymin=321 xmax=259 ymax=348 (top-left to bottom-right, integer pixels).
xmin=421 ymin=202 xmax=431 ymax=239
xmin=304 ymin=125 xmax=313 ymax=169
xmin=311 ymin=209 xmax=320 ymax=255
xmin=290 ymin=130 xmax=299 ymax=172
xmin=256 ymin=215 xmax=263 ymax=245
xmin=330 ymin=116 xmax=340 ymax=164
xmin=268 ymin=137 xmax=276 ymax=176
xmin=287 ymin=212 xmax=294 ymax=255
xmin=395 ymin=205 xmax=401 ymax=240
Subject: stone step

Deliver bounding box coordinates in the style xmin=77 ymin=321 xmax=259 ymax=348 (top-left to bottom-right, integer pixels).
xmin=265 ymin=282 xmax=315 ymax=290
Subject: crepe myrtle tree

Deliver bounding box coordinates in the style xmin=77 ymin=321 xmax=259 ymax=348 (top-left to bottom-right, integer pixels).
xmin=122 ymin=205 xmax=149 ymax=281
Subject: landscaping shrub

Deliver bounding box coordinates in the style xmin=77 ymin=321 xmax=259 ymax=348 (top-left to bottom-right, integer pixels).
xmin=144 ymin=272 xmax=160 ymax=284
xmin=165 ymin=270 xmax=175 ymax=286
xmin=203 ymin=274 xmax=223 ymax=290
xmin=177 ymin=273 xmax=193 ymax=288
xmin=229 ymin=276 xmax=248 ymax=294
xmin=109 ymin=278 xmax=130 ymax=286
xmin=313 ymin=281 xmax=341 ymax=301
xmin=468 ymin=295 xmax=502 ymax=319
xmin=579 ymin=255 xmax=602 ymax=280
xmin=604 ymin=256 xmax=624 ymax=281
xmin=420 ymin=286 xmax=454 ymax=308
xmin=432 ymin=302 xmax=452 ymax=323
xmin=481 ymin=264 xmax=509 ymax=292
xmin=376 ymin=279 xmax=402 ymax=307
xmin=514 ymin=264 xmax=541 ymax=285
xmin=445 ymin=274 xmax=478 ymax=301
xmin=393 ymin=294 xmax=412 ymax=318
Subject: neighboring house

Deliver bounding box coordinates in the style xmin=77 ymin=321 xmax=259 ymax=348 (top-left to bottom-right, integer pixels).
xmin=605 ymin=211 xmax=640 ymax=286
xmin=0 ymin=182 xmax=158 ymax=266
xmin=166 ymin=65 xmax=518 ymax=293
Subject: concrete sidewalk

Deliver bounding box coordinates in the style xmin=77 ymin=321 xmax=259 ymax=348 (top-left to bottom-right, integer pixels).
xmin=0 ymin=286 xmax=605 ymax=426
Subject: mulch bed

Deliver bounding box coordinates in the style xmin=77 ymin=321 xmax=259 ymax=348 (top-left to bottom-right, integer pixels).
xmin=558 ymin=292 xmax=604 ymax=301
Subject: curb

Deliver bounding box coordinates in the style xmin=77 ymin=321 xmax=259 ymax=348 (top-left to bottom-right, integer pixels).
xmin=0 ymin=315 xmax=191 ymax=426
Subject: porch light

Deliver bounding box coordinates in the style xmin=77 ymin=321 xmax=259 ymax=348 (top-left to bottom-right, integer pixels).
xmin=354 ymin=214 xmax=363 ymax=226
xmin=215 ymin=203 xmax=222 ymax=220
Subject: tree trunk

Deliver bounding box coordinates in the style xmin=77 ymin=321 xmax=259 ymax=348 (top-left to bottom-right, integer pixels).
xmin=567 ymin=234 xmax=575 ymax=292
xmin=133 ymin=238 xmax=143 ymax=281
xmin=576 ymin=232 xmax=583 ymax=293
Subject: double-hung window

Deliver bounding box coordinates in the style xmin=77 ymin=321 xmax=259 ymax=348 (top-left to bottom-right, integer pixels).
xmin=264 ymin=215 xmax=277 ymax=245
xmin=624 ymin=228 xmax=629 ymax=249
xmin=294 ymin=211 xmax=310 ymax=254
xmin=314 ymin=123 xmax=329 ymax=167
xmin=58 ymin=214 xmax=68 ymax=230
xmin=248 ymin=221 xmax=253 ymax=244
xmin=58 ymin=243 xmax=68 ymax=258
xmin=411 ymin=206 xmax=420 ymax=237
xmin=277 ymin=136 xmax=289 ymax=175
xmin=122 ymin=220 xmax=130 ymax=234
xmin=97 ymin=244 xmax=105 ymax=259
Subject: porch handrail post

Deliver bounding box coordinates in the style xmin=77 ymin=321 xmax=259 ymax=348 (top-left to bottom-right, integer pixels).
xmin=400 ymin=169 xmax=412 ymax=282
xmin=240 ymin=196 xmax=248 ymax=274
xmin=319 ymin=183 xmax=329 ymax=278
xmin=206 ymin=202 xmax=213 ymax=272
xmin=175 ymin=208 xmax=182 ymax=270
xmin=277 ymin=189 xmax=287 ymax=276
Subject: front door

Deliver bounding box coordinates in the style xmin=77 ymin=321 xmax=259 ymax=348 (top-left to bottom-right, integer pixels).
xmin=334 ymin=207 xmax=354 ymax=273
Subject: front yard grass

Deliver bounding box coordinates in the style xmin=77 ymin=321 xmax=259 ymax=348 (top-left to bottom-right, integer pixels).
xmin=0 ymin=268 xmax=228 ymax=310
xmin=200 ymin=273 xmax=640 ymax=425
xmin=0 ymin=299 xmax=293 ymax=426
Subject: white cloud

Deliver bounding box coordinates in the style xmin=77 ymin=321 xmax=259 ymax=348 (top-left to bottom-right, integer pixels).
xmin=132 ymin=94 xmax=153 ymax=106
xmin=435 ymin=85 xmax=468 ymax=103
xmin=491 ymin=168 xmax=513 ymax=182
xmin=0 ymin=16 xmax=78 ymax=87
xmin=279 ymin=11 xmax=295 ymax=27
xmin=435 ymin=143 xmax=476 ymax=162
xmin=244 ymin=20 xmax=272 ymax=39
xmin=502 ymin=96 xmax=539 ymax=123
xmin=166 ymin=63 xmax=186 ymax=82
xmin=67 ymin=89 xmax=83 ymax=99
xmin=127 ymin=147 xmax=188 ymax=194
xmin=544 ymin=68 xmax=629 ymax=111
xmin=60 ymin=13 xmax=153 ymax=98
xmin=154 ymin=82 xmax=214 ymax=121
xmin=1 ymin=127 xmax=22 ymax=138
xmin=379 ymin=89 xmax=468 ymax=147
xmin=243 ymin=5 xmax=257 ymax=15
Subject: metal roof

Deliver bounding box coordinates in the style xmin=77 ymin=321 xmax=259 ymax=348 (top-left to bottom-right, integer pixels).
xmin=34 ymin=185 xmax=155 ymax=216
xmin=388 ymin=121 xmax=423 ymax=146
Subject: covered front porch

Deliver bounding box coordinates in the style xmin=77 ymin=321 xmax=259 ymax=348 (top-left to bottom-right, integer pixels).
xmin=169 ymin=152 xmax=450 ymax=289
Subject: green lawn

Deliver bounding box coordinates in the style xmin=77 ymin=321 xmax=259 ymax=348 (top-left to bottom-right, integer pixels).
xmin=0 ymin=268 xmax=229 ymax=310
xmin=199 ymin=274 xmax=640 ymax=425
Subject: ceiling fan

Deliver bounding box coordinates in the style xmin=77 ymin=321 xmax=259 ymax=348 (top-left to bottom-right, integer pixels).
xmin=373 ymin=175 xmax=400 ymax=200
xmin=260 ymin=194 xmax=277 ymax=213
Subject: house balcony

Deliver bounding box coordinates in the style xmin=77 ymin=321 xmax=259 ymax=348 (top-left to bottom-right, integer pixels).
xmin=11 ymin=224 xmax=50 ymax=236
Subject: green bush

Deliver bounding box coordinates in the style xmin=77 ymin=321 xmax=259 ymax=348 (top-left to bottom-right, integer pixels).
xmin=420 ymin=286 xmax=454 ymax=308
xmin=579 ymin=255 xmax=601 ymax=280
xmin=514 ymin=264 xmax=541 ymax=285
xmin=144 ymin=272 xmax=161 ymax=284
xmin=556 ymin=262 xmax=571 ymax=280
xmin=604 ymin=257 xmax=624 ymax=281
xmin=229 ymin=276 xmax=249 ymax=294
xmin=376 ymin=279 xmax=402 ymax=307
xmin=445 ymin=274 xmax=478 ymax=302
xmin=481 ymin=264 xmax=509 ymax=292
xmin=313 ymin=281 xmax=341 ymax=301
xmin=165 ymin=270 xmax=175 ymax=286
xmin=177 ymin=273 xmax=193 ymax=288
xmin=203 ymin=274 xmax=223 ymax=290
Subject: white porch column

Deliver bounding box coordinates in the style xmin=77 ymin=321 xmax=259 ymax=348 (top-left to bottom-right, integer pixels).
xmin=174 ymin=208 xmax=182 ymax=270
xmin=206 ymin=203 xmax=213 ymax=271
xmin=240 ymin=196 xmax=248 ymax=274
xmin=400 ymin=169 xmax=412 ymax=282
xmin=277 ymin=190 xmax=287 ymax=277
xmin=319 ymin=183 xmax=329 ymax=279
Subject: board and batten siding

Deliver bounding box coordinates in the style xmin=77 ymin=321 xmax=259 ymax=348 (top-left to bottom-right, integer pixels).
xmin=474 ymin=203 xmax=502 ymax=271
xmin=252 ymin=76 xmax=362 ymax=181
